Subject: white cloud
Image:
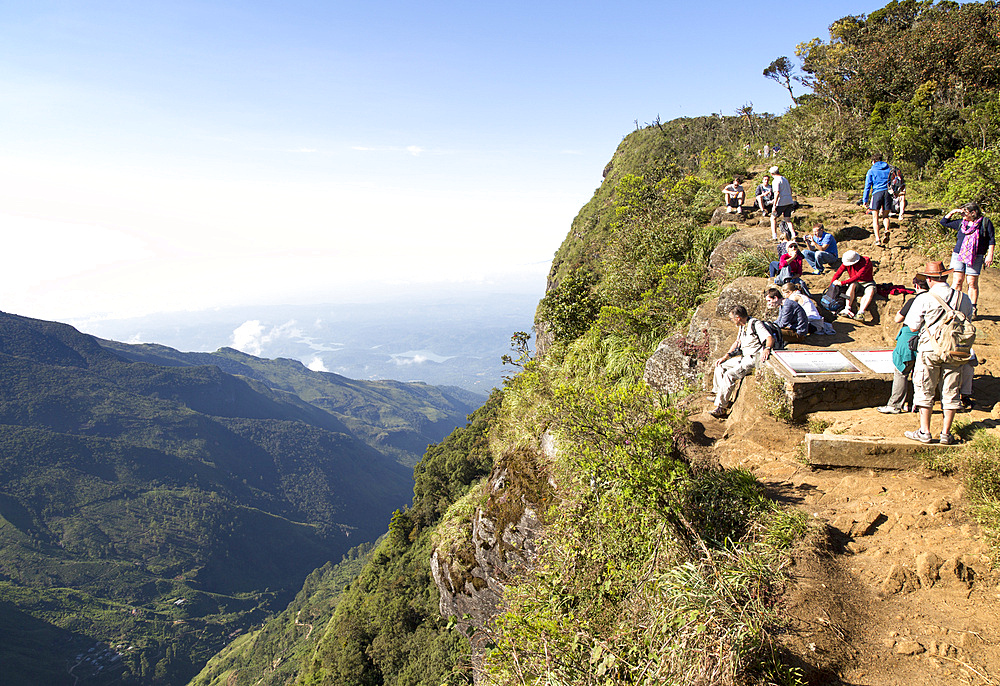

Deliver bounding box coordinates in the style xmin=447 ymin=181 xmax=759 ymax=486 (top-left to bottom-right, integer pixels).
xmin=307 ymin=355 xmax=330 ymax=372
xmin=230 ymin=319 xmax=302 ymax=357
xmin=231 ymin=320 xmax=266 ymax=356
xmin=406 ymin=145 xmax=423 ymax=156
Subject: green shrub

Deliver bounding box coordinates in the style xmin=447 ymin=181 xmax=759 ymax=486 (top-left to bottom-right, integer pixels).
xmin=940 ymin=144 xmax=1000 ymax=213
xmin=537 ymin=268 xmax=601 ymax=343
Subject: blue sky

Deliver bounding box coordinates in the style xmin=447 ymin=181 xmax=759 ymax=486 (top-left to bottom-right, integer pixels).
xmin=0 ymin=0 xmax=877 ymax=321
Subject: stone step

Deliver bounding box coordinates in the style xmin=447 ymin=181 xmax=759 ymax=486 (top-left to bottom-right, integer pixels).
xmin=806 ymin=433 xmax=957 ymax=469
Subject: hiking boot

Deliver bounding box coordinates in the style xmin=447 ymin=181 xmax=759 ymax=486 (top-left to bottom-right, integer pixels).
xmin=939 ymin=433 xmax=955 ymax=445
xmin=961 ymin=395 xmax=976 ymax=411
xmin=904 ymin=429 xmax=933 ymax=444
xmin=709 ymin=406 xmax=728 ymax=419
xmin=877 ymin=405 xmax=901 ymax=414
xmin=971 ymin=304 xmax=978 ymax=321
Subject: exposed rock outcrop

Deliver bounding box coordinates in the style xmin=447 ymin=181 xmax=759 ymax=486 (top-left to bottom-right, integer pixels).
xmin=431 ymin=437 xmax=556 ymax=676
xmin=644 ymin=277 xmax=768 ymax=394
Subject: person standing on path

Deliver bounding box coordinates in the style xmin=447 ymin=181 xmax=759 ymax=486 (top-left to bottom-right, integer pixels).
xmin=902 ymin=262 xmax=973 ymax=445
xmin=769 ymin=165 xmax=794 ymax=241
xmin=942 ymin=202 xmax=995 ymax=320
xmin=861 ymin=153 xmax=891 ymax=247
xmin=877 ymin=277 xmax=928 ymax=414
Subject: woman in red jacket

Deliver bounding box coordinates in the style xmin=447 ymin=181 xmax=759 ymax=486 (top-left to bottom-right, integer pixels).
xmin=830 ymin=249 xmax=876 ymax=321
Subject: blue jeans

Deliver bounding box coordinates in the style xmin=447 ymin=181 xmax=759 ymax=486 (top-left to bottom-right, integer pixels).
xmin=803 ymin=250 xmax=839 ymax=273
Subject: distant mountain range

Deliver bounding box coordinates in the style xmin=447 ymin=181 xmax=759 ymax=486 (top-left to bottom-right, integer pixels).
xmin=72 ymin=292 xmax=540 ymax=393
xmin=0 ymin=311 xmax=482 ymax=685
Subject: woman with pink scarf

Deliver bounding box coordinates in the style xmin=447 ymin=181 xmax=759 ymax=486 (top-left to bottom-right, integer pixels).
xmin=943 ymin=202 xmax=995 ymax=319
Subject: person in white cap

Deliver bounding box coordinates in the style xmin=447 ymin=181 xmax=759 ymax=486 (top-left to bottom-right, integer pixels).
xmin=769 ymin=166 xmax=794 ymax=241
xmin=828 ymin=249 xmax=876 ymax=321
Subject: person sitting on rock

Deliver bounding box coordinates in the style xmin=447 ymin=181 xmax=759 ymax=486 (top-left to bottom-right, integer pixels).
xmin=766 ymin=287 xmax=808 ymax=343
xmin=781 ymin=282 xmax=835 ymax=335
xmin=903 ymin=261 xmax=973 ymax=445
xmin=877 ymin=277 xmax=928 ymax=414
xmin=829 ymin=249 xmax=876 ymax=321
xmin=710 ymin=305 xmax=774 ymax=419
xmin=723 ymin=176 xmax=745 ymax=214
xmin=802 ymin=224 xmax=839 ymax=275
xmin=755 ymin=174 xmax=774 ymax=215
xmin=769 ymin=241 xmax=803 ymax=283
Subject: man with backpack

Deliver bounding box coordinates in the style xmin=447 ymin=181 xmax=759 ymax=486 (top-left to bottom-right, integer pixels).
xmin=862 ymin=153 xmax=892 ymax=246
xmin=766 ymin=287 xmax=808 ymax=343
xmin=709 ymin=305 xmax=780 ymax=419
xmin=902 ymin=261 xmax=975 ymax=445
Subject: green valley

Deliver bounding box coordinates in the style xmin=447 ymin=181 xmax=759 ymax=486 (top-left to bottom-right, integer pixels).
xmin=0 ymin=312 xmax=480 ymax=684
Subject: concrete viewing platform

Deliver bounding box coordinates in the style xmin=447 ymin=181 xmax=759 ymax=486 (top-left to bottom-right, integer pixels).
xmin=766 ymin=348 xmax=895 ymax=420
xmin=806 ymin=433 xmax=957 ymax=470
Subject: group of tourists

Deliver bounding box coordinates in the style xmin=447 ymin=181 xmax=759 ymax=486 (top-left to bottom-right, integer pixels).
xmin=708 ymin=178 xmax=995 ymax=436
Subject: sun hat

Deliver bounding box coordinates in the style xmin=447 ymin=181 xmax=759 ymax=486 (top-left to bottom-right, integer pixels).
xmin=916 ymin=261 xmax=953 ymax=279
xmin=842 ymin=250 xmax=861 ymax=266
xmin=768 ymin=165 xmax=779 ymax=174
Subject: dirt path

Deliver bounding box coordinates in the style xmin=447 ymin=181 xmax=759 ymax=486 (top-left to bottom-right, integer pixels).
xmin=700 ymin=190 xmax=1000 ymax=684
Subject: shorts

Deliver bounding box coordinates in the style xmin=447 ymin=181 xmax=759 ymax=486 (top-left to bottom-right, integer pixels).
xmin=772 ymin=204 xmax=793 ymax=218
xmin=912 ymin=351 xmax=963 ymax=410
xmin=869 ymin=190 xmax=890 ymax=211
xmin=950 ymin=251 xmax=985 ymax=276
xmin=848 ymin=280 xmax=876 ymax=295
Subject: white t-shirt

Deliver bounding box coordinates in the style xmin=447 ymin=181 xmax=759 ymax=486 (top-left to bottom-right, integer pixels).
xmin=772 ymin=174 xmax=792 ymax=207
xmin=789 ymin=292 xmax=822 ymax=321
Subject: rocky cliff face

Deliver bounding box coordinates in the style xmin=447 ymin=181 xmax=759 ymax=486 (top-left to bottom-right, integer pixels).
xmin=430 ymin=433 xmax=556 ymax=673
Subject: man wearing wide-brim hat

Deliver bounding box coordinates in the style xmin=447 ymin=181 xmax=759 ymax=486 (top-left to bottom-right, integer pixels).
xmin=901 ymin=260 xmax=973 ymax=445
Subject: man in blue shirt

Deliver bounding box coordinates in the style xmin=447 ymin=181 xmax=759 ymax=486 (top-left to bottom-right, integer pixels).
xmin=803 ymin=224 xmax=839 ymax=274
xmin=862 ymin=153 xmax=892 ymax=246
xmin=766 ymin=287 xmax=808 ymax=343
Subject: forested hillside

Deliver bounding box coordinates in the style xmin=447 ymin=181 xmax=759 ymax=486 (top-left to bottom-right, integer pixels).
xmin=246 ymin=2 xmax=1000 ymax=685
xmin=99 ymin=341 xmax=482 ymax=467
xmin=0 ymin=312 xmax=476 ymax=685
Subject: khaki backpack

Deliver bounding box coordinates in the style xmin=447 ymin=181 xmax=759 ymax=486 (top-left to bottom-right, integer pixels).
xmin=925 ymin=290 xmax=976 ymax=363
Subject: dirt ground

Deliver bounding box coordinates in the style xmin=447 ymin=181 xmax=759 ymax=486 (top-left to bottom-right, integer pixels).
xmin=694 ymin=187 xmax=1000 ymax=685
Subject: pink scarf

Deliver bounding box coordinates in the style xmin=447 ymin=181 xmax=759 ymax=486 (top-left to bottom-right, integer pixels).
xmin=958 ymin=217 xmax=982 ymax=265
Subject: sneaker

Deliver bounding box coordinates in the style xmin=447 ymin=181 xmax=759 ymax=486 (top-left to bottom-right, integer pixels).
xmin=961 ymin=395 xmax=976 ymax=411
xmin=812 ymin=268 xmax=823 ymax=275
xmin=709 ymin=406 xmax=728 ymax=419
xmin=939 ymin=433 xmax=955 ymax=445
xmin=853 ymin=311 xmax=866 ymax=321
xmin=726 ymin=207 xmax=735 ymax=213
xmin=904 ymin=429 xmax=933 ymax=444
xmin=877 ymin=405 xmax=901 ymax=414
xmin=971 ymin=305 xmax=978 ymax=321
xmin=839 ymin=308 xmax=854 ymax=318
